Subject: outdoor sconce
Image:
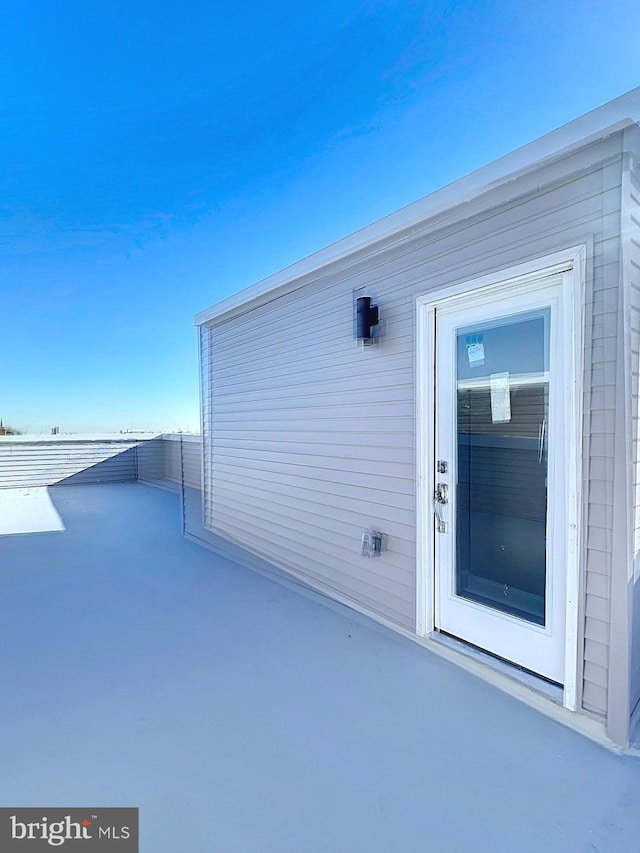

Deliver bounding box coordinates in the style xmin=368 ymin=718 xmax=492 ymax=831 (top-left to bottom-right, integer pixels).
xmin=356 ymin=296 xmax=379 ymax=344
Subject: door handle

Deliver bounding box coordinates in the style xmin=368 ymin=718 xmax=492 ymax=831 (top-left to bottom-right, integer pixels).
xmin=538 ymin=419 xmax=546 ymax=464
xmin=435 ymin=483 xmax=448 ymax=504
xmin=434 ymin=483 xmax=448 ymax=533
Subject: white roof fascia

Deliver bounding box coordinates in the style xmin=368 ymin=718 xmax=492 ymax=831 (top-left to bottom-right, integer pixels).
xmin=195 ymin=87 xmax=640 ymax=328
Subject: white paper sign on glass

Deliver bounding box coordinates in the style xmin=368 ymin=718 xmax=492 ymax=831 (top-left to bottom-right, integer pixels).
xmin=490 ymin=371 xmax=511 ymax=423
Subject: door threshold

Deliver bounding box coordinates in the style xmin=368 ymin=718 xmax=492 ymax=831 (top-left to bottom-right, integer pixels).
xmin=433 ymin=630 xmax=564 ymax=704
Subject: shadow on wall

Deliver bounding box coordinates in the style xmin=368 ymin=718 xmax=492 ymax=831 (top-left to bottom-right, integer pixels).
xmin=0 ymin=437 xmax=196 ymax=537
xmin=0 ymin=441 xmax=151 ymax=536
xmin=0 ymin=436 xmax=200 ymax=491
xmin=55 ymin=446 xmax=138 ymax=485
xmin=0 ymin=441 xmax=145 ymax=489
xmin=134 ymin=439 xmax=167 ymax=485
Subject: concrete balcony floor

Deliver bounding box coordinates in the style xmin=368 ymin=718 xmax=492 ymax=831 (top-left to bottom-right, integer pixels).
xmin=1 ymin=482 xmax=640 ymax=852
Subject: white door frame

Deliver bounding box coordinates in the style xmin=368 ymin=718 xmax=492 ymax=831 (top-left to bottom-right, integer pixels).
xmin=416 ymin=247 xmax=585 ymax=710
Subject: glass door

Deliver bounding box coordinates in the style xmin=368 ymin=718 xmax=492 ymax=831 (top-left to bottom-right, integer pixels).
xmin=455 ymin=309 xmax=549 ymax=625
xmin=434 ymin=282 xmax=566 ymax=683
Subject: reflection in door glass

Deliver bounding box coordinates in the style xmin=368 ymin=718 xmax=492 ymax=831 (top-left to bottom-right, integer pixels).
xmin=455 ymin=310 xmax=550 ymax=626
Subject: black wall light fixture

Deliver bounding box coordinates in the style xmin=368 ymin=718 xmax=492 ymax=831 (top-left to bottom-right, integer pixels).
xmin=356 ymin=296 xmax=379 ymax=344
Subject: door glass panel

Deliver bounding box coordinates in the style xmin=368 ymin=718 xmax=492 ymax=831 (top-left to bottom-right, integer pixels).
xmin=455 ymin=309 xmax=550 ymax=626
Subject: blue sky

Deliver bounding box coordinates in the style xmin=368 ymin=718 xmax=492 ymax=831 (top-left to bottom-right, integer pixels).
xmin=1 ymin=0 xmax=638 ymax=433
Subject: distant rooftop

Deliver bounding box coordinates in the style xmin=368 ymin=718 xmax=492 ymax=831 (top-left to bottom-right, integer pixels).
xmin=0 ymin=432 xmax=202 ymax=443
xmin=0 ymin=432 xmax=164 ymax=443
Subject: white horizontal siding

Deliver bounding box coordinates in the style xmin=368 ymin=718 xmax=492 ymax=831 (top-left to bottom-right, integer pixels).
xmin=164 ymin=439 xmax=181 ymax=483
xmin=625 ymin=141 xmax=640 ymax=720
xmin=135 ymin=439 xmax=166 ymax=484
xmin=0 ymin=440 xmax=139 ymax=487
xmin=583 ymin=681 xmax=608 ymax=716
xmin=183 ymin=441 xmax=202 ymax=490
xmin=136 ymin=436 xmax=202 ymax=491
xmin=212 ymin=454 xmax=414 ymax=512
xmin=163 ymin=437 xmax=202 ymax=490
xmin=202 ymin=133 xmax=625 ymax=709
xmin=0 ymin=436 xmax=205 ymax=494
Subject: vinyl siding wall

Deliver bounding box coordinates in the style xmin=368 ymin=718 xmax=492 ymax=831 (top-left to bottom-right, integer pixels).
xmin=201 ymin=325 xmax=213 ymax=530
xmin=136 ymin=436 xmax=203 ymax=491
xmin=625 ymin=129 xmax=640 ymax=723
xmin=164 ymin=436 xmax=202 ymax=490
xmin=0 ymin=439 xmax=140 ymax=487
xmin=201 ymin=133 xmax=627 ymax=717
xmin=135 ymin=438 xmax=167 ymax=485
xmin=0 ymin=436 xmax=203 ymax=493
